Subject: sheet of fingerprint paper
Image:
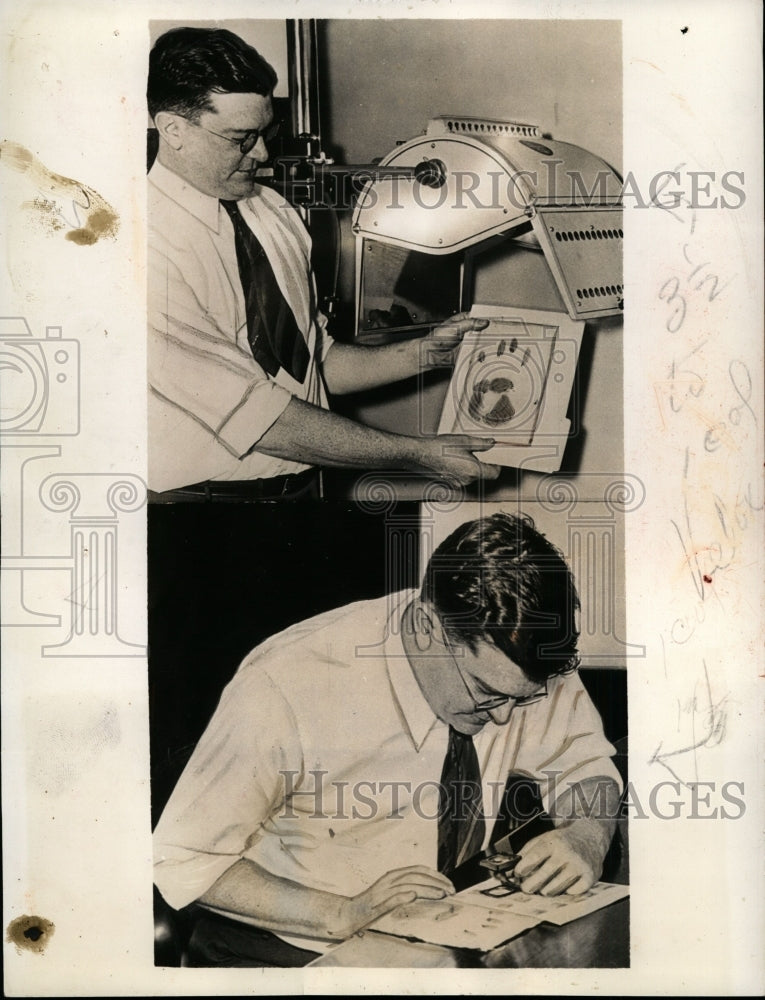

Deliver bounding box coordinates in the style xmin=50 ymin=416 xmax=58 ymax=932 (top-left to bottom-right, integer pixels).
xmin=371 ymin=879 xmax=628 ymax=948
xmin=460 ymin=879 xmax=630 ymax=926
xmin=370 ymin=897 xmax=541 ymax=950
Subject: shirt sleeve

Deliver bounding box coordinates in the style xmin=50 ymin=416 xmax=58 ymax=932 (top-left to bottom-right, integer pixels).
xmin=314 ymin=309 xmax=337 ymax=364
xmin=148 ymin=241 xmax=294 ymax=464
xmin=507 ymin=673 xmax=623 ymax=814
xmin=153 ymin=663 xmax=302 ymax=911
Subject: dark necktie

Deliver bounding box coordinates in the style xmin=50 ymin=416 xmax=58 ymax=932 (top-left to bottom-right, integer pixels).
xmin=437 ymin=726 xmax=486 ymax=876
xmin=220 ymin=199 xmax=309 ymax=383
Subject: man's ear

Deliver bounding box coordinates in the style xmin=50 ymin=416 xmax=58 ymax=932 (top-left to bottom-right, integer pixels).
xmin=412 ymin=599 xmax=439 ymax=652
xmin=154 ymin=111 xmax=185 ymax=150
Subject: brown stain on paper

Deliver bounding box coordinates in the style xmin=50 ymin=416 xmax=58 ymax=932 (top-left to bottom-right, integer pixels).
xmin=6 ymin=915 xmax=55 ymax=955
xmin=0 ymin=140 xmax=119 ymax=245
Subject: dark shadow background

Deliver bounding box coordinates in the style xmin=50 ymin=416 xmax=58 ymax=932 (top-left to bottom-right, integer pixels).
xmin=148 ymin=500 xmax=419 ymax=825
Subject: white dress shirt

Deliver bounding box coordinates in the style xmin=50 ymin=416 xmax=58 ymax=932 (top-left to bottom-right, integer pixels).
xmin=148 ymin=160 xmax=335 ymax=492
xmin=153 ymin=592 xmax=622 ymax=947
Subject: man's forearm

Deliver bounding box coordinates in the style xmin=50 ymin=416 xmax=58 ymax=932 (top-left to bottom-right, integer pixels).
xmin=251 ymin=396 xmax=498 ymax=486
xmin=254 ymin=396 xmax=421 ymax=469
xmin=321 ymin=314 xmax=488 ymax=395
xmin=196 ymin=857 xmax=455 ymax=942
xmin=321 ymin=340 xmax=425 ymax=395
xmin=197 ymin=858 xmax=348 ymax=940
xmin=550 ymin=776 xmax=620 ymax=854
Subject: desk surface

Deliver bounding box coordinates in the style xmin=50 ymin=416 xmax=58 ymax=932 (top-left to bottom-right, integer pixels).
xmin=308 ymin=895 xmax=629 ymax=969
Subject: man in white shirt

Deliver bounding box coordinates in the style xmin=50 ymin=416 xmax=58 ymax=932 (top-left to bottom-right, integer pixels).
xmin=154 ymin=512 xmax=622 ymax=965
xmin=147 ymin=27 xmax=500 ymax=498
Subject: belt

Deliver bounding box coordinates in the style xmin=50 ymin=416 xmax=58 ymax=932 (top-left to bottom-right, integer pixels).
xmin=149 ymin=467 xmax=320 ymax=503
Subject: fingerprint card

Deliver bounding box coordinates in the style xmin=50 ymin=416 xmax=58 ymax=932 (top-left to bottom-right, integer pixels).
xmin=439 ymin=319 xmax=559 ymax=446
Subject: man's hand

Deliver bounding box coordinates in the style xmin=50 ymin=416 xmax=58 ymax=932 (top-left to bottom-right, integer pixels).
xmin=322 ymin=313 xmax=489 ymax=394
xmin=413 ymin=434 xmax=501 ymax=485
xmin=420 ymin=314 xmax=490 ymax=369
xmin=514 ymin=819 xmax=608 ymax=896
xmin=333 ymin=866 xmax=455 ymax=938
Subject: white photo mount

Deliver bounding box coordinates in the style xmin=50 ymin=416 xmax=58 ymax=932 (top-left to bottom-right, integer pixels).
xmin=437 ymin=306 xmax=585 ymax=473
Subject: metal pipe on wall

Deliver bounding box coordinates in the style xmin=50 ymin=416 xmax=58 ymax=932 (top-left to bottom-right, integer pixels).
xmin=287 ymin=19 xmax=321 ymax=142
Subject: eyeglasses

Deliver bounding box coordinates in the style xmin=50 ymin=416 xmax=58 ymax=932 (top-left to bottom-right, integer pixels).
xmin=187 ymin=118 xmax=281 ymax=155
xmin=444 ymin=642 xmax=544 ymax=712
xmin=470 ymin=674 xmax=548 ymax=712
xmin=445 ymin=635 xmax=578 ymax=713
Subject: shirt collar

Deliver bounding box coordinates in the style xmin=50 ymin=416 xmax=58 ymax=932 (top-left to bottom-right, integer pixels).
xmin=383 ymin=591 xmax=441 ymax=752
xmin=148 ymin=159 xmax=223 ymax=233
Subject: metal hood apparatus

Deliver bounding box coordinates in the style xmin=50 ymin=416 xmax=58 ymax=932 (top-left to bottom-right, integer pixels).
xmin=352 ymin=115 xmax=624 ymax=325
xmin=350 ymin=115 xmax=623 ymax=475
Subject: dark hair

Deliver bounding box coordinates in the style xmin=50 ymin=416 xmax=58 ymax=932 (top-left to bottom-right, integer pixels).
xmin=147 ymin=27 xmax=277 ymax=121
xmin=421 ymin=513 xmax=580 ymax=684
